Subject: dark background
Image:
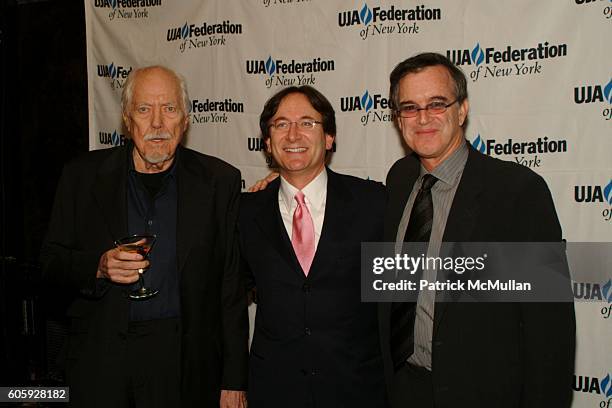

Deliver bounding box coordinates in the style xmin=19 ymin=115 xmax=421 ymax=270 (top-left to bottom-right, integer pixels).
xmin=1 ymin=0 xmax=88 ymax=386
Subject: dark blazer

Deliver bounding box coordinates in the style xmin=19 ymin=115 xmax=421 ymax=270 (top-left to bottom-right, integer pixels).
xmin=240 ymin=169 xmax=387 ymax=408
xmin=40 ymin=143 xmax=248 ymax=407
xmin=379 ymin=145 xmax=575 ymax=408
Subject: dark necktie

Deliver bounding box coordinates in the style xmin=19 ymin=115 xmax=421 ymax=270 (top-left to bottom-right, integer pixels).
xmin=390 ymin=174 xmax=438 ymax=369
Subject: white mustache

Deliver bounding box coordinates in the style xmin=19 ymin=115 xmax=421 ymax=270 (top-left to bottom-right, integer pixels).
xmin=144 ymin=132 xmax=171 ymax=141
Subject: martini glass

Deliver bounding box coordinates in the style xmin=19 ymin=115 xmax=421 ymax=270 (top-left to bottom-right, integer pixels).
xmin=114 ymin=234 xmax=157 ymax=300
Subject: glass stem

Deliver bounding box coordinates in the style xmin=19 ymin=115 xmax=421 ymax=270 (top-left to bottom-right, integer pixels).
xmin=139 ymin=273 xmax=145 ymax=291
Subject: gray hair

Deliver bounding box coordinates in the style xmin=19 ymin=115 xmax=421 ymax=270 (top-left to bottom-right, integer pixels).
xmin=121 ymin=65 xmax=190 ymax=116
xmin=389 ymin=52 xmax=468 ymax=112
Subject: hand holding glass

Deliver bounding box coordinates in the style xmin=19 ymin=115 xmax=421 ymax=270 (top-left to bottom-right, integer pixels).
xmin=114 ymin=234 xmax=157 ymax=300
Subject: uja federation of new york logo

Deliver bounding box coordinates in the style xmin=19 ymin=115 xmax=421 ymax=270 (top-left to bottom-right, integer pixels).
xmin=245 ymin=56 xmax=334 ymax=89
xmin=96 ymin=62 xmax=132 ymax=90
xmin=166 ymin=20 xmax=243 ymax=53
xmin=338 ymin=3 xmax=441 ymax=40
xmin=93 ymin=0 xmax=161 ymax=21
xmin=447 ymin=41 xmax=567 ymax=82
xmin=574 ymin=77 xmax=612 ymax=121
xmin=339 ymin=90 xmax=393 ymax=126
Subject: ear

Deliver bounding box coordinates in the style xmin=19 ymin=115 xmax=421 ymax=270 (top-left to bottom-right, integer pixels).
xmin=182 ymin=112 xmax=189 ymax=131
xmin=325 ymin=134 xmax=335 ymax=150
xmin=396 ymin=115 xmax=404 ymax=132
xmin=122 ymin=113 xmax=131 ymax=130
xmin=458 ymin=99 xmax=469 ymax=127
xmin=265 ymin=137 xmax=271 ymax=153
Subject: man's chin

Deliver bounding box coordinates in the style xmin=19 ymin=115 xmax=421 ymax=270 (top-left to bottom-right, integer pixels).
xmin=144 ymin=152 xmax=171 ymax=165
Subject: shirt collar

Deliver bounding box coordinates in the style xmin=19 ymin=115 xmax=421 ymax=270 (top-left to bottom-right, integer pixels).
xmin=419 ymin=141 xmax=468 ymax=188
xmin=279 ymin=168 xmax=328 ymax=213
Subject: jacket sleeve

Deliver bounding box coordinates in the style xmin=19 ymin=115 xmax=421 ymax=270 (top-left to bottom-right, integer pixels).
xmin=516 ymin=174 xmax=575 ymax=408
xmin=220 ymin=171 xmax=249 ymax=390
xmin=40 ymin=163 xmax=107 ymax=298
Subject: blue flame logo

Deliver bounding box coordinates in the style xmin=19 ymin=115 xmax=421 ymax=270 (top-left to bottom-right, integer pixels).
xmin=360 ymin=4 xmax=373 ymax=25
xmin=602 ymin=374 xmax=612 ymax=398
xmin=604 ymin=180 xmax=612 ymax=205
xmin=265 ymin=56 xmax=276 ymax=76
xmin=111 ymin=131 xmax=120 ymax=146
xmin=361 ymin=90 xmax=373 ymax=112
xmin=471 ymin=43 xmax=485 ymax=66
xmin=108 ymin=63 xmax=117 ymax=79
xmin=471 ymin=134 xmax=486 ymax=154
xmin=181 ymin=23 xmax=189 ymax=39
xmin=604 ymin=78 xmax=612 ymax=104
xmin=110 ymin=0 xmax=117 ymax=9
xmin=602 ymin=279 xmax=612 ymax=303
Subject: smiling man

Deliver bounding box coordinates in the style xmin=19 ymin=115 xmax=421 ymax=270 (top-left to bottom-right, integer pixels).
xmin=380 ymin=53 xmax=575 ymax=408
xmin=239 ymin=86 xmax=386 ymax=408
xmin=41 ymin=66 xmax=248 ymax=408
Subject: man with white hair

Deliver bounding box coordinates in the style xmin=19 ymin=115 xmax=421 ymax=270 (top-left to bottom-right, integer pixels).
xmin=41 ymin=66 xmax=248 ymax=407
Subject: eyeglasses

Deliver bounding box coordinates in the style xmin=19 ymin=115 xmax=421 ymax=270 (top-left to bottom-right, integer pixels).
xmin=268 ymin=119 xmax=322 ymax=133
xmin=396 ymin=100 xmax=458 ymax=118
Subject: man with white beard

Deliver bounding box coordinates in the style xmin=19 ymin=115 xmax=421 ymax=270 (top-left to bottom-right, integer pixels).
xmin=41 ymin=66 xmax=248 ymax=408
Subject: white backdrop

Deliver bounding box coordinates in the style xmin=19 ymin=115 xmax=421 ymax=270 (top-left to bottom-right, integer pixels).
xmin=85 ymin=1 xmax=611 ymax=405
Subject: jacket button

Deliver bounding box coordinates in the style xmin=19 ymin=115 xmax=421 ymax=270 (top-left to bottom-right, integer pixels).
xmin=302 ymin=284 xmax=310 ymax=293
xmin=304 ymin=327 xmax=311 ymax=335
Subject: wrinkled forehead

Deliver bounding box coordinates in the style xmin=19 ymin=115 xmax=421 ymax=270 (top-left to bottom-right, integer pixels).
xmin=399 ymin=65 xmax=456 ymax=101
xmin=132 ymin=68 xmax=182 ymax=103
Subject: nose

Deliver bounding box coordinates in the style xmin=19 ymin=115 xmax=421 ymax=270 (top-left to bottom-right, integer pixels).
xmin=416 ymin=108 xmax=431 ymax=125
xmin=151 ymin=107 xmax=162 ymax=129
xmin=286 ymin=122 xmax=300 ymax=142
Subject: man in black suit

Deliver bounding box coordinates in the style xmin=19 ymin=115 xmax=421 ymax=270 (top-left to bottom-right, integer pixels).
xmin=379 ymin=53 xmax=575 ymax=407
xmin=240 ymin=86 xmax=386 ymax=408
xmin=41 ymin=66 xmax=248 ymax=407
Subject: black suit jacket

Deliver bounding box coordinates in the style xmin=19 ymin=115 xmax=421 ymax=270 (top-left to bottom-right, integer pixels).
xmin=41 ymin=144 xmax=248 ymax=407
xmin=240 ymin=169 xmax=387 ymax=408
xmin=379 ymin=145 xmax=575 ymax=408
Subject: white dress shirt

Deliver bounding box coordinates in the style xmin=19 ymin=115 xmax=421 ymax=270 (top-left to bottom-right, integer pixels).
xmin=278 ymin=169 xmax=328 ymax=251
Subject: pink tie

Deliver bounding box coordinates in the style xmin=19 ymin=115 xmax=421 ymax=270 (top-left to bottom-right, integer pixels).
xmin=292 ymin=191 xmax=315 ymax=276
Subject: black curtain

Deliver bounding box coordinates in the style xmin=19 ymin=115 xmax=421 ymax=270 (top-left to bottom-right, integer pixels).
xmin=1 ymin=0 xmax=88 ymax=385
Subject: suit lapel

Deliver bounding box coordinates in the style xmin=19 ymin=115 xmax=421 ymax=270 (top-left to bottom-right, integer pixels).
xmin=92 ymin=146 xmax=129 ymax=242
xmin=434 ymin=147 xmax=485 ymax=333
xmin=253 ymin=179 xmax=304 ymax=278
xmin=308 ymin=169 xmax=354 ymax=278
xmin=176 ymin=147 xmax=215 ymax=274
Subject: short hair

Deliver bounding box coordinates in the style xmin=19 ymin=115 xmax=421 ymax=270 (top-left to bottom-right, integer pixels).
xmin=259 ymin=86 xmax=336 ymax=141
xmin=121 ymin=65 xmax=190 ymax=116
xmin=389 ymin=52 xmax=468 ymax=111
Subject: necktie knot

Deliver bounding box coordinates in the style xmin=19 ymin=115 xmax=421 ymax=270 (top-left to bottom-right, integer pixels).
xmin=420 ymin=174 xmax=438 ymax=192
xmin=294 ymin=191 xmax=307 ymax=207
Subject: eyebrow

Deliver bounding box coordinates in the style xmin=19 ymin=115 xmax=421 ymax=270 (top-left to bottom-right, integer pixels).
xmin=272 ymin=115 xmax=318 ymax=121
xmin=399 ymin=95 xmax=451 ymax=105
xmin=134 ymin=102 xmax=178 ymax=107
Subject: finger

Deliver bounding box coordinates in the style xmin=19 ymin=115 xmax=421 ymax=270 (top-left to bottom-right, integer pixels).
xmin=112 ymin=274 xmax=139 ymax=284
xmin=247 ymin=181 xmax=263 ymax=193
xmin=265 ymin=172 xmax=279 ymax=182
xmin=106 ymin=268 xmax=140 ymax=284
xmin=108 ymin=259 xmax=150 ymax=271
xmin=113 ymin=249 xmax=145 ymax=262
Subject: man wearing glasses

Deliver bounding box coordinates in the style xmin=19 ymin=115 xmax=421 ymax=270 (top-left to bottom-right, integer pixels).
xmin=380 ymin=53 xmax=575 ymax=407
xmin=239 ymin=86 xmax=386 ymax=407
